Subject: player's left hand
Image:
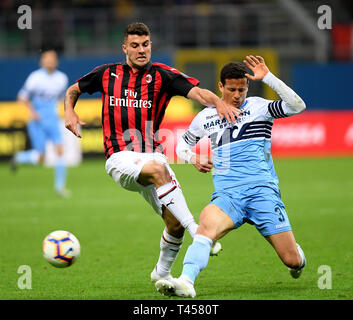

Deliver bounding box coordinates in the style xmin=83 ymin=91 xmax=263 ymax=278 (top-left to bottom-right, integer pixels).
xmin=243 ymin=55 xmax=269 ymax=81
xmin=190 ymin=154 xmax=213 ymax=173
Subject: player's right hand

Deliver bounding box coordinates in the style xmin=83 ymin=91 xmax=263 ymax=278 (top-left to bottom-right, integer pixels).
xmin=65 ymin=111 xmax=86 ymax=138
xmin=190 ymin=154 xmax=213 ymax=173
xmin=215 ymin=99 xmax=241 ymax=124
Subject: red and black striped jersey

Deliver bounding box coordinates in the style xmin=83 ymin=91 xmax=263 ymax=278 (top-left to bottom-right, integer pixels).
xmin=77 ymin=61 xmax=199 ymax=158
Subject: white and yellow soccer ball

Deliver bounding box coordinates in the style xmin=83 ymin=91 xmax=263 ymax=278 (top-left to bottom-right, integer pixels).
xmin=42 ymin=230 xmax=80 ymax=268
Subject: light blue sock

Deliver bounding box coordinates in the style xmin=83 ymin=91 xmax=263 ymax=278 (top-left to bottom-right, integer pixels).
xmin=182 ymin=234 xmax=213 ymax=283
xmin=54 ymin=157 xmax=67 ymax=191
xmin=15 ymin=150 xmax=40 ymax=165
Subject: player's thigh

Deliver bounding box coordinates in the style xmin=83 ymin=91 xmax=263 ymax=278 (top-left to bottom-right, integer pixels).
xmin=105 ymin=151 xmax=162 ymax=191
xmin=105 ymin=151 xmax=173 ymax=216
xmin=27 ymin=121 xmax=46 ymax=153
xmin=197 ymin=204 xmax=235 ymax=242
xmin=208 ymin=191 xmax=246 ymax=235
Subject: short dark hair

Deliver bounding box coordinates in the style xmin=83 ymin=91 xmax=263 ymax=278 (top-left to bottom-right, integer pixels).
xmin=124 ymin=22 xmax=150 ymax=41
xmin=220 ymin=62 xmax=248 ymax=85
xmin=40 ymin=47 xmax=57 ymax=54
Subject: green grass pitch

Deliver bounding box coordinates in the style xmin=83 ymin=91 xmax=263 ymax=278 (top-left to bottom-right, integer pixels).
xmin=0 ymin=157 xmax=352 ymax=300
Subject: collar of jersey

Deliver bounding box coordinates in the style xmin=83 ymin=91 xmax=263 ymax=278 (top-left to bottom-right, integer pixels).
xmin=122 ymin=61 xmax=152 ymax=72
xmin=238 ymin=99 xmax=248 ymax=109
xmin=40 ymin=67 xmax=56 ymax=75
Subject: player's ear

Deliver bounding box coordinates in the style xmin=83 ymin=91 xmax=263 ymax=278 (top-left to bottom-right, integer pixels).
xmin=122 ymin=43 xmax=127 ymax=54
xmin=218 ymin=81 xmax=223 ymax=94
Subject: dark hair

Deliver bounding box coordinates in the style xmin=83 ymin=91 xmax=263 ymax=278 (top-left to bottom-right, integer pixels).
xmin=40 ymin=47 xmax=57 ymax=54
xmin=220 ymin=62 xmax=248 ymax=85
xmin=124 ymin=22 xmax=150 ymax=41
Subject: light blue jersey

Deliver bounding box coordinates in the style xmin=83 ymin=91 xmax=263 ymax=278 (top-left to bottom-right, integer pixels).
xmin=18 ymin=68 xmax=68 ymax=151
xmin=182 ymin=97 xmax=294 ymax=192
xmin=181 ymin=96 xmax=302 ymax=236
xmin=18 ymin=68 xmax=68 ymax=119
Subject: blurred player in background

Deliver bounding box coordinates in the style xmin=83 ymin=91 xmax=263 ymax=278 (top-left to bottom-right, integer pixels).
xmin=64 ymin=22 xmax=239 ymax=283
xmin=156 ymin=56 xmax=307 ymax=298
xmin=10 ymin=49 xmax=70 ymax=197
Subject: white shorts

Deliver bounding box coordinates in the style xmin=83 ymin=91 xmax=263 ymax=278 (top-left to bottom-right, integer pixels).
xmin=105 ymin=151 xmax=180 ymax=216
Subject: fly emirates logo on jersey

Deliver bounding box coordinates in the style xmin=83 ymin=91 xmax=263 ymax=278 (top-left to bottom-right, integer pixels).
xmin=109 ymin=89 xmax=152 ymax=109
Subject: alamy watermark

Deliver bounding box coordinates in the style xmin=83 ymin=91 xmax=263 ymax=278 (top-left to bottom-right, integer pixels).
xmin=17 ymin=265 xmax=32 ymax=289
xmin=318 ymin=265 xmax=332 ymax=289
xmin=317 ymin=5 xmax=332 ymax=30
xmin=16 ymin=264 xmax=332 ymax=291
xmin=17 ymin=5 xmax=32 ymax=30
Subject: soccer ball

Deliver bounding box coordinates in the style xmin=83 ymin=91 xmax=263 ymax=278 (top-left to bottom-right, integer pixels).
xmin=42 ymin=230 xmax=80 ymax=268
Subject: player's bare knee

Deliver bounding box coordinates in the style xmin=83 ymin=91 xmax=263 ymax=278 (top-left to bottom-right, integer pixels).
xmin=148 ymin=161 xmax=170 ymax=186
xmin=282 ymin=252 xmax=302 ymax=269
xmin=196 ymin=223 xmax=217 ymax=242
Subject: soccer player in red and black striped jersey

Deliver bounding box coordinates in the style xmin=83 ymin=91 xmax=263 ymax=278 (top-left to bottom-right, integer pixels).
xmin=64 ymin=22 xmax=240 ymax=283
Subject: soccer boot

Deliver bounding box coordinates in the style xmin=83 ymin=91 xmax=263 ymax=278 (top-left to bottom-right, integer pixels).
xmin=210 ymin=241 xmax=222 ymax=256
xmin=289 ymin=243 xmax=306 ymax=279
xmin=55 ymin=188 xmax=72 ymax=198
xmin=150 ymin=266 xmax=173 ymax=283
xmin=155 ymin=275 xmax=196 ymax=298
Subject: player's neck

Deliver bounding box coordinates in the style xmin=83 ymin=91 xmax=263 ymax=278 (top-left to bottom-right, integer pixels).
xmin=45 ymin=68 xmax=56 ymax=74
xmin=125 ymin=60 xmax=148 ymax=74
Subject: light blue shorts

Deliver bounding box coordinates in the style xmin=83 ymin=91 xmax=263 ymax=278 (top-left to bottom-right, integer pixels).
xmin=210 ymin=184 xmax=292 ymax=237
xmin=27 ymin=118 xmax=62 ymax=153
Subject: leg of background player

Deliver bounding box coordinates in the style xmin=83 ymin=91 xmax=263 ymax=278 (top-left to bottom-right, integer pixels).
xmin=54 ymin=144 xmax=70 ymax=197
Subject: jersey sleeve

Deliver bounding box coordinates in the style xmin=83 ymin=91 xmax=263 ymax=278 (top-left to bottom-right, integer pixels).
xmin=181 ymin=112 xmax=205 ymax=148
xmin=262 ymin=71 xmax=306 ymax=117
xmin=267 ymin=100 xmax=300 ymax=118
xmin=155 ymin=63 xmax=200 ymax=97
xmin=18 ymin=72 xmax=36 ymax=100
xmin=77 ymin=64 xmax=107 ymax=94
xmin=176 ymin=112 xmax=205 ymax=162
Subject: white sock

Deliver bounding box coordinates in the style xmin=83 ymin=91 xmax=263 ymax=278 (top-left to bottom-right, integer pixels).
xmin=297 ymin=243 xmax=306 ymax=269
xmin=156 ymin=229 xmax=184 ymax=277
xmin=156 ymin=182 xmax=198 ymax=237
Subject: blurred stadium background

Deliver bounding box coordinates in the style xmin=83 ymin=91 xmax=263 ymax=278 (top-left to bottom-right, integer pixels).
xmin=1 ymin=0 xmax=353 ymax=301
xmin=0 ymin=0 xmax=352 ymax=161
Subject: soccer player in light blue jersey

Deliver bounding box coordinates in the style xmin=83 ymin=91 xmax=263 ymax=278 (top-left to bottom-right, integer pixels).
xmin=11 ymin=49 xmax=70 ymax=197
xmin=156 ymin=55 xmax=307 ymax=298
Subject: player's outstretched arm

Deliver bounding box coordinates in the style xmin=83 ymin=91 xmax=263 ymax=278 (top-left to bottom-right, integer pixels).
xmin=243 ymin=55 xmax=306 ymax=114
xmin=64 ymin=83 xmax=86 ymax=138
xmin=187 ymin=86 xmax=241 ymax=124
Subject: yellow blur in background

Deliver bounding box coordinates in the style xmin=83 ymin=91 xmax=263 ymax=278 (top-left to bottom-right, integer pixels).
xmin=0 ymin=97 xmax=194 ymax=156
xmin=0 ymin=96 xmax=194 ymax=128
